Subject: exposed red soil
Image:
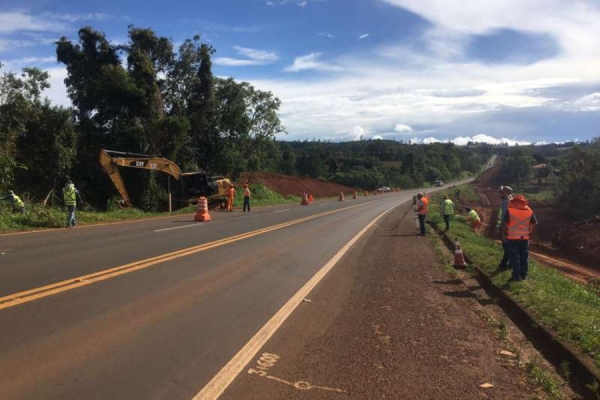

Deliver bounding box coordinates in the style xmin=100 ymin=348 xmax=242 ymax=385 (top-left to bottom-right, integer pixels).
xmin=467 ymin=158 xmax=600 ymax=286
xmin=240 ymin=172 xmax=362 ymax=198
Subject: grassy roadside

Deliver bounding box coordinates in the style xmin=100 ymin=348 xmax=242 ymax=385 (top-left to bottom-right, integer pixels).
xmin=0 ymin=183 xmax=300 ymax=233
xmin=427 ymin=186 xmax=600 ymax=371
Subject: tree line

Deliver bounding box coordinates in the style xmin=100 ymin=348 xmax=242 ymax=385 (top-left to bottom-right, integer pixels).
xmin=1 ymin=25 xmax=489 ymax=211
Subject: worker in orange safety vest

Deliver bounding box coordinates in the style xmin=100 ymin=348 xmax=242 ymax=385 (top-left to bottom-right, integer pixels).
xmin=227 ymin=184 xmax=236 ymax=212
xmin=502 ymin=194 xmax=538 ymax=282
xmin=416 ymin=192 xmax=429 ymax=236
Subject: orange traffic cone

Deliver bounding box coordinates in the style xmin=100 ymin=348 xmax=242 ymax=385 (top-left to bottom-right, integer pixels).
xmin=301 ymin=193 xmax=309 ymax=205
xmin=453 ymin=239 xmax=468 ymax=269
xmin=339 ymin=192 xmax=345 ymax=201
xmin=308 ymin=194 xmax=314 ymax=203
xmin=194 ymin=197 xmax=211 ymax=222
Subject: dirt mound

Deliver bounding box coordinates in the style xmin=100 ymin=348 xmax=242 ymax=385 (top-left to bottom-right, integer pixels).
xmin=554 ymin=220 xmax=600 ymax=269
xmin=239 ymin=172 xmax=361 ymax=198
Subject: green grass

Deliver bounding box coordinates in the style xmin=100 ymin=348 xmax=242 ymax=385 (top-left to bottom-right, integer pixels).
xmin=0 ymin=183 xmax=300 ymax=233
xmin=526 ymin=362 xmax=567 ymax=399
xmin=429 ymin=187 xmax=600 ymax=370
xmin=233 ymin=183 xmax=300 ymax=206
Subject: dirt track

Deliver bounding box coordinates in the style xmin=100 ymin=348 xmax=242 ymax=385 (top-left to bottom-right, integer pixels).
xmin=222 ymin=202 xmax=541 ymax=399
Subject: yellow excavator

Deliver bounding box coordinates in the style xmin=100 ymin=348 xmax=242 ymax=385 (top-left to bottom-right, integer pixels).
xmin=99 ymin=149 xmax=232 ymax=210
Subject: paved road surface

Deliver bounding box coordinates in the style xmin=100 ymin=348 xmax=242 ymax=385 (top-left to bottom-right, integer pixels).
xmin=0 ymin=182 xmax=468 ymax=399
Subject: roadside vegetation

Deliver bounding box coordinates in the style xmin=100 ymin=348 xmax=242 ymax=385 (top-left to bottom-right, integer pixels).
xmin=0 ymin=183 xmax=297 ymax=233
xmin=428 ymin=187 xmax=600 ymax=370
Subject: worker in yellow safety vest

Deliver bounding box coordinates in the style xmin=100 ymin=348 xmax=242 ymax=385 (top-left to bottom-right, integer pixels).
xmin=503 ymin=194 xmax=538 ymax=282
xmin=1 ymin=190 xmax=25 ymax=214
xmin=63 ymin=180 xmax=82 ymax=228
xmin=464 ymin=206 xmax=481 ymax=234
xmin=440 ymin=195 xmax=454 ymax=231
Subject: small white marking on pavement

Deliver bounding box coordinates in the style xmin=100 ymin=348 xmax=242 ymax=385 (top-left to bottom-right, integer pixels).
xmin=274 ymin=209 xmax=290 ymax=213
xmin=192 ymin=201 xmax=399 ymax=400
xmin=154 ymin=224 xmax=203 ymax=232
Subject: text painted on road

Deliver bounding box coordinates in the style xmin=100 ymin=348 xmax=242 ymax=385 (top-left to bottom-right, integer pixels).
xmin=247 ymin=353 xmax=345 ymax=394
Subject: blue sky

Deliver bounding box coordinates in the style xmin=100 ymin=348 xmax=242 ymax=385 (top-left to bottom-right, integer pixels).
xmin=1 ymin=0 xmax=600 ymax=144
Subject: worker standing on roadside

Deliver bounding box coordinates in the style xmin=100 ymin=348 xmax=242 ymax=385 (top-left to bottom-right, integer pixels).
xmin=503 ymin=194 xmax=538 ymax=282
xmin=1 ymin=190 xmax=25 ymax=214
xmin=416 ymin=193 xmax=429 ymax=236
xmin=497 ymin=186 xmax=513 ymax=270
xmin=440 ymin=194 xmax=455 ymax=232
xmin=63 ymin=180 xmax=82 ymax=228
xmin=465 ymin=206 xmax=481 ymax=234
xmin=227 ymin=184 xmax=236 ymax=212
xmin=243 ymin=183 xmax=251 ymax=212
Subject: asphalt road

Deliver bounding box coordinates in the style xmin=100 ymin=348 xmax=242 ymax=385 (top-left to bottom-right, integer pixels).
xmin=0 ymin=181 xmax=469 ymax=400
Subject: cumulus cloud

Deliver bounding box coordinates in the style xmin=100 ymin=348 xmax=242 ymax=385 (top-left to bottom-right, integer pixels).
xmin=372 ymin=135 xmax=384 ymax=140
xmin=214 ymin=46 xmax=278 ymax=67
xmin=409 ymin=134 xmax=532 ymax=146
xmin=284 ymin=52 xmax=343 ymax=72
xmin=394 ymin=124 xmax=414 ymax=133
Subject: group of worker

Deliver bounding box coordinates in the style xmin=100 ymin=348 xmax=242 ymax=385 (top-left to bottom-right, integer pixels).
xmin=1 ymin=180 xmax=82 ymax=228
xmin=225 ymin=183 xmax=251 ymax=212
xmin=415 ymin=185 xmax=537 ymax=283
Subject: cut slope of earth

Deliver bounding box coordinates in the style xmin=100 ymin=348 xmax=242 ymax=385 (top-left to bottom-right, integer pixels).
xmin=240 ymin=172 xmax=361 ymax=198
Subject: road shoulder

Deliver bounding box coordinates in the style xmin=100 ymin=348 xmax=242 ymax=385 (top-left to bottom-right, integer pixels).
xmin=221 ymin=202 xmax=541 ymax=399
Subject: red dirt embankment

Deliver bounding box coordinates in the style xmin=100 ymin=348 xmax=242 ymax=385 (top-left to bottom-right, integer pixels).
xmin=240 ymin=172 xmax=361 ymax=198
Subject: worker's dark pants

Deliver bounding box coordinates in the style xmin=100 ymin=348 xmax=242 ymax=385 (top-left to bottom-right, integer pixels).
xmin=499 ymin=240 xmax=511 ymax=269
xmin=243 ymin=196 xmax=250 ymax=212
xmin=418 ymin=214 xmax=427 ymax=235
xmin=443 ymin=214 xmax=452 ymax=231
xmin=507 ymin=239 xmax=529 ymax=280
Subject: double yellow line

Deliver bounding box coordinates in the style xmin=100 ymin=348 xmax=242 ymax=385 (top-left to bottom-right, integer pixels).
xmin=0 ymin=200 xmax=378 ymax=311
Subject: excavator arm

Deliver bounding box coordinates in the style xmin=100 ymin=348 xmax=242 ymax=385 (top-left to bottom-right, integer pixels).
xmin=99 ymin=149 xmax=184 ymax=207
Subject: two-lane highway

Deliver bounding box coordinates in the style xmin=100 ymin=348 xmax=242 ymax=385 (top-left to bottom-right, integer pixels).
xmin=0 ymin=184 xmax=465 ymax=399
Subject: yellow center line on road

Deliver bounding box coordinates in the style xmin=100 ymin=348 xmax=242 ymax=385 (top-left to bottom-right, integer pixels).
xmin=0 ymin=199 xmax=385 ymax=311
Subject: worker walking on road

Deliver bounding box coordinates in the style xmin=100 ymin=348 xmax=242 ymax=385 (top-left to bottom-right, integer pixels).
xmin=497 ymin=186 xmax=513 ymax=270
xmin=63 ymin=180 xmax=82 ymax=228
xmin=416 ymin=193 xmax=429 ymax=236
xmin=503 ymin=194 xmax=538 ymax=282
xmin=243 ymin=183 xmax=251 ymax=212
xmin=1 ymin=190 xmax=25 ymax=214
xmin=465 ymin=206 xmax=481 ymax=234
xmin=227 ymin=184 xmax=236 ymax=212
xmin=440 ymin=195 xmax=455 ymax=232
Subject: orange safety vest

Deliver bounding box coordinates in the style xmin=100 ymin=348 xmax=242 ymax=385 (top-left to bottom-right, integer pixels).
xmin=506 ymin=206 xmax=533 ymax=240
xmin=227 ymin=188 xmax=236 ymax=198
xmin=418 ymin=197 xmax=429 ymax=215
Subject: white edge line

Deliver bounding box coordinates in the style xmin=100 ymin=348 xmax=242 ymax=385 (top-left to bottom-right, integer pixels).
xmin=274 ymin=209 xmax=290 ymax=213
xmin=192 ymin=202 xmax=399 ymax=400
xmin=154 ymin=223 xmax=203 ymax=233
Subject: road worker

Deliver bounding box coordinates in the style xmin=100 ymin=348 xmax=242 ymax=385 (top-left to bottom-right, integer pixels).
xmin=497 ymin=186 xmax=513 ymax=271
xmin=226 ymin=184 xmax=236 ymax=212
xmin=243 ymin=183 xmax=251 ymax=212
xmin=465 ymin=206 xmax=481 ymax=234
xmin=1 ymin=190 xmax=25 ymax=214
xmin=440 ymin=194 xmax=455 ymax=232
xmin=416 ymin=192 xmax=429 ymax=236
xmin=63 ymin=180 xmax=82 ymax=228
xmin=503 ymin=194 xmax=538 ymax=282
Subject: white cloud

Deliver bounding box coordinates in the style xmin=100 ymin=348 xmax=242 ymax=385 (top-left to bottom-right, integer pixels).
xmin=41 ymin=12 xmax=111 ymax=23
xmin=409 ymin=134 xmax=532 ymax=146
xmin=572 ymin=92 xmax=600 ymax=112
xmin=0 ymin=12 xmax=67 ymax=33
xmin=358 ymin=34 xmax=370 ymax=39
xmin=351 ymin=126 xmax=367 ymax=140
xmin=234 ymin=46 xmax=278 ymax=62
xmin=214 ymin=46 xmax=278 ymax=67
xmin=0 ymin=56 xmax=56 ymax=70
xmin=372 ymin=135 xmax=384 ymax=140
xmin=44 ymin=67 xmax=70 ymax=107
xmin=266 ymin=0 xmax=318 ymax=6
xmin=394 ymin=124 xmax=413 ymax=133
xmin=318 ymin=32 xmax=335 ymax=38
xmin=284 ymin=52 xmax=343 ymax=72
